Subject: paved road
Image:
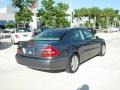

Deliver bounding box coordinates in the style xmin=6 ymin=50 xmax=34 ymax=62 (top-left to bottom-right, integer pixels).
xmin=0 ymin=32 xmax=120 ymax=90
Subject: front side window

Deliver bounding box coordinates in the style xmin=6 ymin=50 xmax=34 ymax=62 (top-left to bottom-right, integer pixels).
xmin=78 ymin=29 xmax=85 ymax=40
xmin=82 ymin=29 xmax=93 ymax=39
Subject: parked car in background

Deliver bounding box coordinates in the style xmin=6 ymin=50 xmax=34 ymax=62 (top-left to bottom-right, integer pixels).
xmin=0 ymin=29 xmax=4 ymax=44
xmin=107 ymin=27 xmax=120 ymax=32
xmin=0 ymin=29 xmax=2 ymax=44
xmin=16 ymin=27 xmax=106 ymax=73
xmin=11 ymin=28 xmax=33 ymax=44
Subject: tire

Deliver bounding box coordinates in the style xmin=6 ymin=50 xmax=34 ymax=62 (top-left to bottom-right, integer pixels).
xmin=99 ymin=44 xmax=106 ymax=56
xmin=66 ymin=53 xmax=80 ymax=73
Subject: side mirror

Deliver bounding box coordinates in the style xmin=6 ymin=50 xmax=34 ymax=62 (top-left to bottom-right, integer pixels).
xmin=93 ymin=30 xmax=96 ymax=35
xmin=87 ymin=28 xmax=96 ymax=35
xmin=95 ymin=36 xmax=99 ymax=39
xmin=92 ymin=36 xmax=99 ymax=40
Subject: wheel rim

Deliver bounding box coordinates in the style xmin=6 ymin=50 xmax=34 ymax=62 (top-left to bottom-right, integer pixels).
xmin=71 ymin=55 xmax=79 ymax=71
xmin=102 ymin=45 xmax=106 ymax=55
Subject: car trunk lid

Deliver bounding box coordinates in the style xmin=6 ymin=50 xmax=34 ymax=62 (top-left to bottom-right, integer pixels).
xmin=18 ymin=40 xmax=59 ymax=58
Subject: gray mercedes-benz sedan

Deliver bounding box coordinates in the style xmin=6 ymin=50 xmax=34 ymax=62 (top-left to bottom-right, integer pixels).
xmin=16 ymin=27 xmax=106 ymax=73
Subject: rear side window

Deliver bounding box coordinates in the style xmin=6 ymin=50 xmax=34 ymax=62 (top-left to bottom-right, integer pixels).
xmin=32 ymin=30 xmax=66 ymax=41
xmin=71 ymin=30 xmax=82 ymax=40
xmin=65 ymin=29 xmax=84 ymax=41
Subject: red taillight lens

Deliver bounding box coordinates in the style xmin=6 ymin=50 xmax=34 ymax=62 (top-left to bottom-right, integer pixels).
xmin=41 ymin=45 xmax=59 ymax=57
xmin=17 ymin=48 xmax=21 ymax=54
xmin=15 ymin=35 xmax=20 ymax=38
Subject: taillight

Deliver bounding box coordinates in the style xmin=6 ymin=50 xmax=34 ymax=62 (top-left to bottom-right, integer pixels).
xmin=15 ymin=35 xmax=20 ymax=38
xmin=41 ymin=45 xmax=59 ymax=57
xmin=17 ymin=48 xmax=21 ymax=54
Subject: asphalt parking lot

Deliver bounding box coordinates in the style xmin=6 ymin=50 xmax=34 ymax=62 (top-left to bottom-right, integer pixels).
xmin=0 ymin=32 xmax=120 ymax=90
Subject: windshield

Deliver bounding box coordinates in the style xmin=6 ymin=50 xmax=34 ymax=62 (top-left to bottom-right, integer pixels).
xmin=32 ymin=30 xmax=66 ymax=41
xmin=16 ymin=28 xmax=31 ymax=33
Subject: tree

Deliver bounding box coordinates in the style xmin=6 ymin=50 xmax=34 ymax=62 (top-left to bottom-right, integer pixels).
xmin=117 ymin=14 xmax=120 ymax=26
xmin=37 ymin=0 xmax=55 ymax=27
xmin=54 ymin=3 xmax=69 ymax=27
xmin=90 ymin=7 xmax=101 ymax=28
xmin=102 ymin=8 xmax=117 ymax=27
xmin=74 ymin=8 xmax=88 ymax=17
xmin=37 ymin=0 xmax=70 ymax=28
xmin=12 ymin=0 xmax=37 ymax=8
xmin=74 ymin=7 xmax=120 ymax=29
xmin=113 ymin=10 xmax=119 ymax=27
xmin=12 ymin=0 xmax=37 ymax=28
xmin=5 ymin=23 xmax=15 ymax=29
xmin=14 ymin=7 xmax=33 ymax=28
xmin=74 ymin=8 xmax=93 ymax=27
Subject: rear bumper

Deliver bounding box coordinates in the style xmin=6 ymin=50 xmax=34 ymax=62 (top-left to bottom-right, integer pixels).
xmin=15 ymin=54 xmax=68 ymax=70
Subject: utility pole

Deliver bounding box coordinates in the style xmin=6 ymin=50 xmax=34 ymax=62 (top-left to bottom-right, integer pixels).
xmin=29 ymin=2 xmax=38 ymax=30
xmin=69 ymin=0 xmax=73 ymax=27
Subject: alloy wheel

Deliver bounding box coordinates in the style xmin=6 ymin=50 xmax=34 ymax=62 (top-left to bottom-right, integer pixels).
xmin=71 ymin=55 xmax=79 ymax=72
xmin=101 ymin=44 xmax=106 ymax=56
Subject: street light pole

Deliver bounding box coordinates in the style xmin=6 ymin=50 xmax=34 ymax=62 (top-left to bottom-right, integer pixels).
xmin=69 ymin=0 xmax=73 ymax=27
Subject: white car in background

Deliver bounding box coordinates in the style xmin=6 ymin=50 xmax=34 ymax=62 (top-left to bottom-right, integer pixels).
xmin=11 ymin=28 xmax=33 ymax=44
xmin=107 ymin=27 xmax=120 ymax=32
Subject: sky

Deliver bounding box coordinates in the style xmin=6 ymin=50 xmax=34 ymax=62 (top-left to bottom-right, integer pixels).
xmin=0 ymin=0 xmax=120 ymax=10
xmin=0 ymin=0 xmax=10 ymax=8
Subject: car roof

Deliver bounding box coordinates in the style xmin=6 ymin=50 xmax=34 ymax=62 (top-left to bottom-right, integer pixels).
xmin=38 ymin=27 xmax=88 ymax=34
xmin=52 ymin=27 xmax=87 ymax=31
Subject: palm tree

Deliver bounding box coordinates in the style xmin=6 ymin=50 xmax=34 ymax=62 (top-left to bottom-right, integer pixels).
xmin=117 ymin=14 xmax=120 ymax=26
xmin=87 ymin=8 xmax=92 ymax=27
xmin=74 ymin=7 xmax=120 ymax=28
xmin=90 ymin=7 xmax=101 ymax=28
xmin=102 ymin=8 xmax=116 ymax=28
xmin=74 ymin=8 xmax=88 ymax=17
xmin=74 ymin=7 xmax=101 ymax=28
xmin=113 ymin=10 xmax=119 ymax=27
xmin=74 ymin=8 xmax=91 ymax=27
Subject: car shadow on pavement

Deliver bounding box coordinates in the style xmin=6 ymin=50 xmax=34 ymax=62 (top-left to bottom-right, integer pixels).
xmin=42 ymin=69 xmax=65 ymax=73
xmin=29 ymin=67 xmax=65 ymax=73
xmin=0 ymin=41 xmax=12 ymax=50
xmin=76 ymin=84 xmax=89 ymax=90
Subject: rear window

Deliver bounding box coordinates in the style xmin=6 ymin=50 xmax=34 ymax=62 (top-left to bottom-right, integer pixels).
xmin=16 ymin=28 xmax=31 ymax=33
xmin=32 ymin=30 xmax=66 ymax=41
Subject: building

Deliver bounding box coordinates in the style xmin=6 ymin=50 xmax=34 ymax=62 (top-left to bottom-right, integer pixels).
xmin=0 ymin=4 xmax=15 ymax=26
